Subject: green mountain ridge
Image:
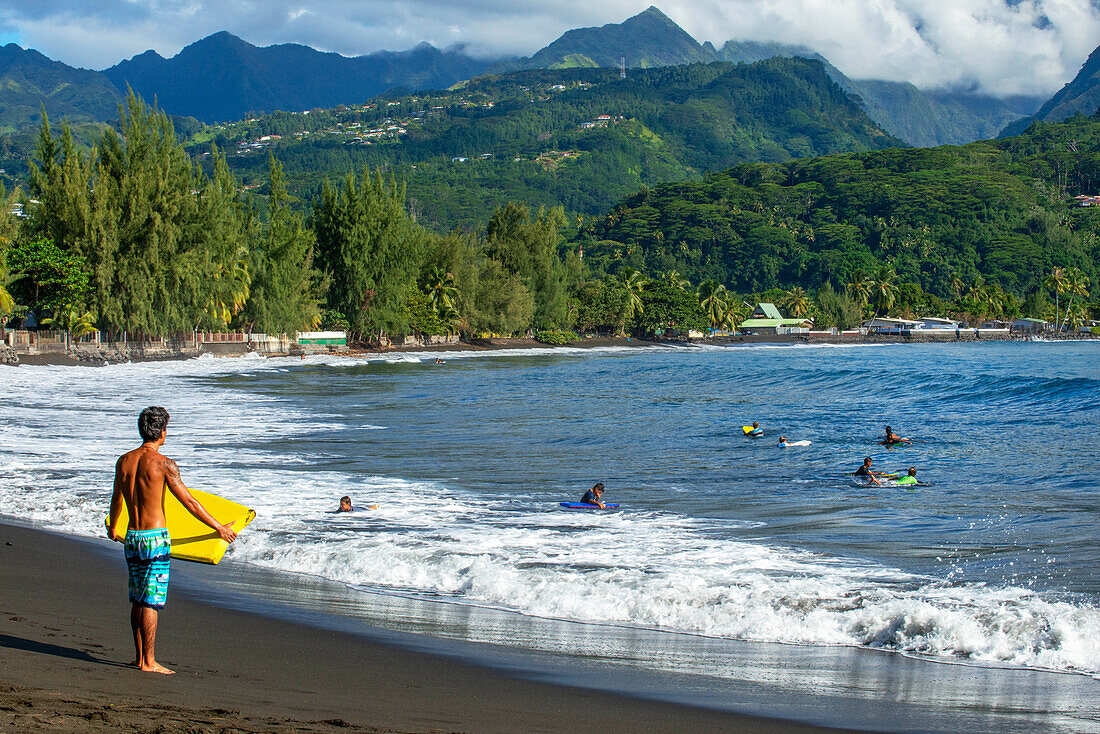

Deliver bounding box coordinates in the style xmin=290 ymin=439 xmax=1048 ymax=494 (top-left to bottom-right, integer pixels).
xmin=0 ymin=7 xmax=1048 ymax=149
xmin=0 ymin=44 xmax=122 ymax=132
xmin=581 ymin=113 xmax=1100 ymax=300
xmin=104 ymin=32 xmax=497 ymax=122
xmin=202 ymin=59 xmax=899 ymax=231
xmin=1002 ymin=44 xmax=1100 ymax=137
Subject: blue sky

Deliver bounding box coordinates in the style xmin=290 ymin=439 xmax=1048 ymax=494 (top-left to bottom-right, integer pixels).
xmin=1 ymin=1 xmax=1098 ymax=98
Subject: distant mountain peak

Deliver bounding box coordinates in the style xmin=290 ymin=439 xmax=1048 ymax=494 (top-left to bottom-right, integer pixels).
xmin=508 ymin=5 xmax=712 ymax=71
xmin=1000 ymin=42 xmax=1100 ymax=136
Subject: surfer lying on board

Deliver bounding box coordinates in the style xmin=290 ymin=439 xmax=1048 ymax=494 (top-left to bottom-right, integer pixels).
xmin=853 ymin=457 xmax=883 ymax=485
xmin=880 ymin=426 xmax=912 ymax=445
xmin=580 ymin=482 xmax=606 ymax=508
xmin=107 ymin=406 xmax=237 ymax=675
xmin=896 ymin=467 xmax=919 ymax=485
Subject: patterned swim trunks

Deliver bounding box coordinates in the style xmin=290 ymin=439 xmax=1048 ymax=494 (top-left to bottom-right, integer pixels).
xmin=124 ymin=528 xmax=171 ymax=609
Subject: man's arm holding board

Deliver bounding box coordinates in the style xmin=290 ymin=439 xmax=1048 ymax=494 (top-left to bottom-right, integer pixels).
xmin=106 ymin=456 xmax=125 ymax=541
xmin=164 ymin=458 xmax=238 ymax=543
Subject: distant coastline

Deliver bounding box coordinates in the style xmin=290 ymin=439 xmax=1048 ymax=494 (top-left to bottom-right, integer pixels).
xmin=4 ymin=330 xmax=1093 ymax=367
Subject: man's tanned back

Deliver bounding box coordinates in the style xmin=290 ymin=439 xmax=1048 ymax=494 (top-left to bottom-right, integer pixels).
xmin=114 ymin=447 xmax=185 ymax=532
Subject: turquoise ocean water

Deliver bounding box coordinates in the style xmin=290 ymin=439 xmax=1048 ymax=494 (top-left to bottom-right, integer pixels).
xmin=2 ymin=341 xmax=1098 ymax=730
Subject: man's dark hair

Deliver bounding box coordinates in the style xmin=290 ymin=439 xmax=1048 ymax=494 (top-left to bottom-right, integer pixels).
xmin=864 ymin=457 xmax=872 ymax=464
xmin=139 ymin=406 xmax=170 ymax=442
xmin=592 ymin=482 xmax=604 ymax=492
xmin=340 ymin=496 xmax=351 ymax=504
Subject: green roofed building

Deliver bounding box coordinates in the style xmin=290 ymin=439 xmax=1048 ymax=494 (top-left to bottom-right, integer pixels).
xmin=739 ymin=303 xmax=812 ymax=334
xmin=297 ymin=331 xmax=347 ymax=345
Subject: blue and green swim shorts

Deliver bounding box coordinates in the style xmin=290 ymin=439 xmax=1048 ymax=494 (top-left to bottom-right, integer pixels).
xmin=124 ymin=528 xmax=171 ymax=609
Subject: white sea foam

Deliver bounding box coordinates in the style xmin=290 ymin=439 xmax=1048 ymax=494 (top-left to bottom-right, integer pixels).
xmin=1 ymin=353 xmax=1098 ymax=676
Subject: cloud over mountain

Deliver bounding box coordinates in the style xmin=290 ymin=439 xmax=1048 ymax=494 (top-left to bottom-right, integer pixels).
xmin=0 ymin=0 xmax=1098 ymax=98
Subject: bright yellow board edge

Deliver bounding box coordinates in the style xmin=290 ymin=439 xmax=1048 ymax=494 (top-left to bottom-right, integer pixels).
xmin=105 ymin=485 xmax=256 ymax=565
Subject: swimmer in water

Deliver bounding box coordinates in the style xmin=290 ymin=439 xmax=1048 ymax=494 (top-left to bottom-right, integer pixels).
xmin=579 ymin=482 xmax=606 ymax=508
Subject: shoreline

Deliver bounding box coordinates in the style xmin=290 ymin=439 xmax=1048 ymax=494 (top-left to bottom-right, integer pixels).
xmin=5 ymin=331 xmax=1093 ymax=367
xmin=0 ymin=521 xmax=843 ymax=733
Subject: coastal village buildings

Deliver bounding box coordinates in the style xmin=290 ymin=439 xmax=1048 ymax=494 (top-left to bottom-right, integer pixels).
xmin=738 ymin=303 xmax=812 ymax=334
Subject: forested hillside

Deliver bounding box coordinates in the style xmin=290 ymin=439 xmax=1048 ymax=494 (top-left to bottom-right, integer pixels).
xmin=204 ymin=59 xmax=900 ymax=230
xmin=0 ymin=44 xmax=122 ymax=132
xmin=581 ymin=113 xmax=1100 ymax=302
xmin=3 ymin=97 xmax=1096 ymax=346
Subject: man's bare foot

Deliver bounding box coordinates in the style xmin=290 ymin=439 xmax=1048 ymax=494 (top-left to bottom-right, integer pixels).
xmin=139 ymin=662 xmax=175 ymax=674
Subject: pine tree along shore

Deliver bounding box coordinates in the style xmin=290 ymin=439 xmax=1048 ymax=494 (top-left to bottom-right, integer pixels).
xmin=2 ymin=95 xmax=1099 ymax=343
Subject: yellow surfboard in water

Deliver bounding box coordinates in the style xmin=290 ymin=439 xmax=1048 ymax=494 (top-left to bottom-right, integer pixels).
xmin=106 ymin=486 xmax=255 ymax=565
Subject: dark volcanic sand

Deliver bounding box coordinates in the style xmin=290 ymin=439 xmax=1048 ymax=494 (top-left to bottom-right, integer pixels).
xmin=0 ymin=523 xmax=846 ymax=733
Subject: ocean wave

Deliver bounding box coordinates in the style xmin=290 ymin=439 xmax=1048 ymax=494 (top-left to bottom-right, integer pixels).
xmin=3 ymin=342 xmax=1099 ymax=677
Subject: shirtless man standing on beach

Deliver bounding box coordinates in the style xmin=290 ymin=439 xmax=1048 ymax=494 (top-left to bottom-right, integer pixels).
xmin=107 ymin=406 xmax=237 ymax=674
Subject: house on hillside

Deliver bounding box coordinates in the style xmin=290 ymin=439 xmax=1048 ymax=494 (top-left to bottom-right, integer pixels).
xmin=739 ymin=303 xmax=812 ymax=335
xmin=1073 ymin=195 xmax=1100 ymax=207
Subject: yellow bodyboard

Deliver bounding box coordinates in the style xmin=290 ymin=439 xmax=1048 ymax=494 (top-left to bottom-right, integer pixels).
xmin=743 ymin=425 xmax=762 ymax=435
xmin=107 ymin=486 xmax=255 ymax=565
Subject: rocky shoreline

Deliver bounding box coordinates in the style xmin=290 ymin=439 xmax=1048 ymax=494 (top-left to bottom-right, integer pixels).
xmin=2 ymin=331 xmax=1093 ymax=367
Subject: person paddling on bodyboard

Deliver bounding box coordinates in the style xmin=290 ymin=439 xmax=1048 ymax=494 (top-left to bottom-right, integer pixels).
xmin=853 ymin=457 xmax=884 ymax=485
xmin=777 ymin=435 xmax=811 ymax=448
xmin=580 ymin=482 xmax=606 ymax=508
xmin=895 ymin=467 xmax=919 ymax=486
xmin=879 ymin=425 xmax=912 ymax=446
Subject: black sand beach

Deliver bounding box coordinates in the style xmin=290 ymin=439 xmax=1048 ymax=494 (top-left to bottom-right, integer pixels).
xmin=0 ymin=522 xmax=846 ymax=733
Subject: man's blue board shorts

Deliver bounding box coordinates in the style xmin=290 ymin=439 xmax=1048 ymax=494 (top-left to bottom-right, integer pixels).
xmin=125 ymin=528 xmax=171 ymax=609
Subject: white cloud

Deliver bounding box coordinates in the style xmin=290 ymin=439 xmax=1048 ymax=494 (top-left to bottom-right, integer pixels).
xmin=0 ymin=0 xmax=1097 ymax=97
xmin=674 ymin=0 xmax=1100 ymax=96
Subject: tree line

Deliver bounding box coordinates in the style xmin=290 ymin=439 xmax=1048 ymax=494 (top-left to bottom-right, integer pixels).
xmin=0 ymin=96 xmax=586 ymax=341
xmin=2 ymin=96 xmax=1097 ymax=342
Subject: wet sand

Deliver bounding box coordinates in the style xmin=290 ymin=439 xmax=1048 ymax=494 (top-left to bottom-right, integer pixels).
xmin=0 ymin=522 xmax=846 ymax=733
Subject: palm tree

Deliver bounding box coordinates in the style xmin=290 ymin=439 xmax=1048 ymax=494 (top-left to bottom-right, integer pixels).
xmin=1064 ymin=267 xmax=1090 ymax=306
xmin=846 ymin=269 xmax=872 ymax=312
xmin=1044 ymin=266 xmax=1067 ymax=331
xmin=660 ymin=269 xmax=690 ymax=290
xmin=696 ymin=280 xmax=728 ymax=329
xmin=207 ymin=258 xmax=251 ymax=328
xmin=422 ymin=266 xmax=459 ymax=316
xmin=949 ymin=274 xmax=964 ymax=301
xmin=966 ymin=277 xmax=992 ymax=323
xmin=870 ymin=266 xmax=899 ymax=316
xmin=0 ymin=284 xmax=13 ymax=320
xmin=1065 ymin=302 xmax=1088 ymax=331
xmin=1058 ymin=267 xmax=1090 ymax=332
xmin=719 ymin=296 xmax=747 ymax=330
xmin=619 ymin=268 xmax=647 ymax=325
xmin=41 ymin=306 xmax=98 ymax=348
xmin=783 ymin=286 xmax=811 ymax=318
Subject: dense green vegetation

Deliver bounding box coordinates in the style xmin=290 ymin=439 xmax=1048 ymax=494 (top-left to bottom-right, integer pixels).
xmin=4 ymin=95 xmax=1098 ymax=346
xmin=200 ymin=59 xmax=898 ymax=231
xmin=0 ymin=44 xmax=123 ymax=133
xmin=579 ymin=114 xmax=1100 ymax=316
